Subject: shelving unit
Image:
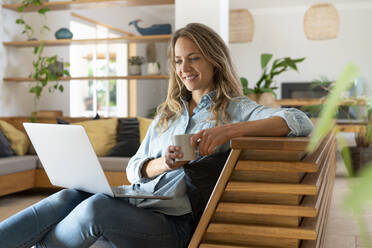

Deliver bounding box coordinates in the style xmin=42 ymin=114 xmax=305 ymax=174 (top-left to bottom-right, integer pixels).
xmin=3 ymin=35 xmax=172 ymax=47
xmin=2 ymin=0 xmax=174 ymax=117
xmin=3 ymin=75 xmax=169 ymax=82
xmin=2 ymin=0 xmax=174 ymax=12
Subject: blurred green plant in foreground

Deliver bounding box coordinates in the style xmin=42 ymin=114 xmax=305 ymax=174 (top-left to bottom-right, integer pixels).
xmin=306 ymin=63 xmax=372 ymax=248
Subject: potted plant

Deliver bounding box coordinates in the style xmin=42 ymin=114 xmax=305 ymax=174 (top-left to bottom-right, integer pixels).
xmin=240 ymin=53 xmax=305 ymax=108
xmin=15 ymin=0 xmax=70 ymax=121
xmin=29 ymin=43 xmax=70 ymax=120
xmin=128 ymin=56 xmax=145 ymax=75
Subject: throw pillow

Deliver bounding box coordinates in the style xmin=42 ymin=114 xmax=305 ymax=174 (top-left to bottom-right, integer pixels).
xmin=137 ymin=117 xmax=153 ymax=143
xmin=109 ymin=118 xmax=140 ymax=157
xmin=72 ymin=118 xmax=117 ymax=156
xmin=0 ymin=120 xmax=30 ymax=156
xmin=56 ymin=118 xmax=70 ymax=124
xmin=0 ymin=128 xmax=15 ymax=157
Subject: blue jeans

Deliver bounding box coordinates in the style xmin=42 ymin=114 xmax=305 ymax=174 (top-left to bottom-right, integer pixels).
xmin=0 ymin=189 xmax=194 ymax=248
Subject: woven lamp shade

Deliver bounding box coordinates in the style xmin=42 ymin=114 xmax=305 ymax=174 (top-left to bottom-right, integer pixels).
xmin=304 ymin=3 xmax=340 ymax=40
xmin=229 ymin=9 xmax=254 ymax=43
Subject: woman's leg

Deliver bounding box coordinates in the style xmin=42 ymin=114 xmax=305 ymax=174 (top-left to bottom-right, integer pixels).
xmin=0 ymin=189 xmax=91 ymax=248
xmin=39 ymin=193 xmax=194 ymax=248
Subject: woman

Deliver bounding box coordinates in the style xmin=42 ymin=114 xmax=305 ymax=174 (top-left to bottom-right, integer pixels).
xmin=0 ymin=23 xmax=313 ymax=248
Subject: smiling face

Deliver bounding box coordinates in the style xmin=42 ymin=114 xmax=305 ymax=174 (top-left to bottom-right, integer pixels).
xmin=174 ymin=37 xmax=215 ymax=96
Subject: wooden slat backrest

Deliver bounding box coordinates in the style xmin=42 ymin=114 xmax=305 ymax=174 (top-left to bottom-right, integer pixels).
xmin=188 ymin=149 xmax=241 ymax=248
xmin=188 ymin=134 xmax=335 ymax=248
xmin=230 ymin=136 xmax=310 ymax=151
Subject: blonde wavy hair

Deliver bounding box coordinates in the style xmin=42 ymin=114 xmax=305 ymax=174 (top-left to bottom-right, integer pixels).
xmin=156 ymin=23 xmax=243 ymax=131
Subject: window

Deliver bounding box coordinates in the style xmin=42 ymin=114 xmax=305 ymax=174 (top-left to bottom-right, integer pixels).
xmin=69 ymin=20 xmax=127 ymax=117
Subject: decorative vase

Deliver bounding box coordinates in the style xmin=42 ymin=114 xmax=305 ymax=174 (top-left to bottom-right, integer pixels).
xmin=147 ymin=62 xmax=160 ymax=75
xmin=55 ymin=28 xmax=73 ymax=39
xmin=247 ymin=93 xmax=280 ymax=108
xmin=48 ymin=61 xmax=64 ymax=77
xmin=128 ymin=65 xmax=141 ymax=75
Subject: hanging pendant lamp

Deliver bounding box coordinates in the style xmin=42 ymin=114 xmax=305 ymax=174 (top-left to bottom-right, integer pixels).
xmin=229 ymin=9 xmax=254 ymax=43
xmin=304 ymin=3 xmax=340 ymax=40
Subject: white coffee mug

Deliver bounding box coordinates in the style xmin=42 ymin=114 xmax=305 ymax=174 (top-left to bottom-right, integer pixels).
xmin=172 ymin=134 xmax=197 ymax=162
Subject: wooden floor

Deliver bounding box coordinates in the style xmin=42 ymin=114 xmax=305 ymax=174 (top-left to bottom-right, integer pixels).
xmin=0 ymin=157 xmax=371 ymax=248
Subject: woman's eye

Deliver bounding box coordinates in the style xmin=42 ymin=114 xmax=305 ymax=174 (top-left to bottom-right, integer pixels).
xmin=190 ymin=57 xmax=200 ymax=61
xmin=175 ymin=60 xmax=182 ymax=64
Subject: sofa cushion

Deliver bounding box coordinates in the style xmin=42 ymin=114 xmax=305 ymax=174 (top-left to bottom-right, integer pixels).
xmin=36 ymin=156 xmax=130 ymax=172
xmin=72 ymin=118 xmax=118 ymax=156
xmin=98 ymin=157 xmax=131 ymax=171
xmin=0 ymin=128 xmax=15 ymax=157
xmin=137 ymin=117 xmax=153 ymax=143
xmin=109 ymin=118 xmax=140 ymax=157
xmin=0 ymin=155 xmax=38 ymax=176
xmin=0 ymin=120 xmax=30 ymax=156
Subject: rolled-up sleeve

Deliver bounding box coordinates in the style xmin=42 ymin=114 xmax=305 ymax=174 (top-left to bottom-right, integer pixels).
xmin=126 ymin=118 xmax=157 ymax=184
xmin=231 ymin=96 xmax=313 ymax=137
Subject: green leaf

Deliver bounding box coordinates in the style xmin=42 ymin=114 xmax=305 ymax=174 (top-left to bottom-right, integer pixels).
xmin=337 ymin=134 xmax=353 ymax=177
xmin=59 ymin=85 xmax=64 ymax=92
xmin=49 ymin=74 xmax=57 ymax=81
xmin=17 ymin=6 xmax=25 ymax=12
xmin=64 ymin=62 xmax=70 ymax=67
xmin=38 ymin=7 xmax=50 ymax=14
xmin=42 ymin=25 xmax=50 ymax=31
xmin=284 ymin=58 xmax=298 ymax=71
xmin=307 ymin=63 xmax=359 ymax=152
xmin=261 ymin=54 xmax=273 ymax=69
xmin=293 ymin=57 xmax=306 ymax=63
xmin=240 ymin=77 xmax=248 ymax=88
xmin=244 ymin=88 xmax=254 ymax=95
xmin=16 ymin=18 xmax=25 ymax=24
xmin=63 ymin=70 xmax=70 ymax=77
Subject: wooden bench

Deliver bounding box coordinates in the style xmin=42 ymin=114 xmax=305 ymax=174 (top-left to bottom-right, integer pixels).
xmin=188 ymin=134 xmax=336 ymax=248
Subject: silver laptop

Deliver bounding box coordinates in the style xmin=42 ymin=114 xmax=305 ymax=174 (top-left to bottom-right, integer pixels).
xmin=23 ymin=123 xmax=171 ymax=200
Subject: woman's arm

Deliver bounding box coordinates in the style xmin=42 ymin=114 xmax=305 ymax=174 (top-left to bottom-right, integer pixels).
xmin=191 ymin=116 xmax=290 ymax=156
xmin=141 ymin=146 xmax=188 ymax=179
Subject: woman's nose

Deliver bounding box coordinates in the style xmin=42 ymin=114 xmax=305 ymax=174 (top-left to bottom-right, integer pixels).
xmin=181 ymin=60 xmax=191 ymax=72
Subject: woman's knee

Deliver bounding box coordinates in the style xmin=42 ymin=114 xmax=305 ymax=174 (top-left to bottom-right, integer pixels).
xmin=49 ymin=189 xmax=88 ymax=203
xmin=75 ymin=193 xmax=112 ymax=225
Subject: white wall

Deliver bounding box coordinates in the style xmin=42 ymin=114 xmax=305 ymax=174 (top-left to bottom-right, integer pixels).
xmin=175 ymin=0 xmax=229 ymax=43
xmin=229 ymin=1 xmax=372 ymax=98
xmin=0 ymin=4 xmax=174 ymax=117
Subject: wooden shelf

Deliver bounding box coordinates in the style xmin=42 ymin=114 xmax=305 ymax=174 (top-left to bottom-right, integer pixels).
xmin=2 ymin=0 xmax=174 ymax=12
xmin=276 ymin=98 xmax=367 ymax=107
xmin=3 ymin=75 xmax=169 ymax=82
xmin=3 ymin=35 xmax=172 ymax=47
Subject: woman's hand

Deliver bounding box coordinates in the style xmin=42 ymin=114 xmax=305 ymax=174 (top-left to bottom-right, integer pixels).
xmin=164 ymin=145 xmax=189 ymax=171
xmin=191 ymin=124 xmax=235 ymax=156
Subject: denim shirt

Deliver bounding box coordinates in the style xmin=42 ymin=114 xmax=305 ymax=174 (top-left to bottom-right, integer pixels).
xmin=126 ymin=91 xmax=313 ymax=216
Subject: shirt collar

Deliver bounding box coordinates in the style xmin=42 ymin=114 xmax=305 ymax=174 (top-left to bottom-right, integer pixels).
xmin=180 ymin=90 xmax=216 ymax=106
